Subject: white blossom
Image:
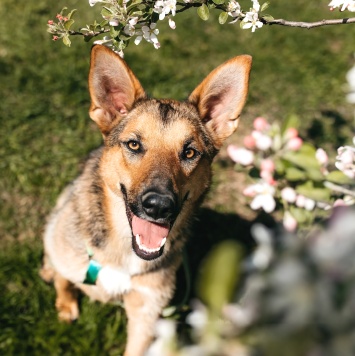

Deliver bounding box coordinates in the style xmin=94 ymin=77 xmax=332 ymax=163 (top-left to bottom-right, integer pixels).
xmin=249 ymin=182 xmax=276 ymax=213
xmin=281 ymin=187 xmax=297 ymax=203
xmin=227 ymin=0 xmax=241 ymax=18
xmin=168 ymin=18 xmax=176 ymax=29
xmin=335 ymin=145 xmax=355 ymax=179
xmin=134 ymin=23 xmax=160 ymax=49
xmin=227 ymin=145 xmax=255 ymax=165
xmin=329 ymin=0 xmax=355 ymax=11
xmin=241 ymin=0 xmax=263 ymax=32
xmin=154 ymin=0 xmax=177 ymax=21
xmin=252 ymin=130 xmax=273 ymax=151
xmin=89 ymin=0 xmax=104 ymax=6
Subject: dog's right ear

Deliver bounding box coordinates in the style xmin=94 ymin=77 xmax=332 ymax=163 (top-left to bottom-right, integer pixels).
xmin=88 ymin=45 xmax=146 ymax=135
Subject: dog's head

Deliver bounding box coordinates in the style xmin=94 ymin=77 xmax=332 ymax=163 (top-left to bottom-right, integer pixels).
xmin=88 ymin=45 xmax=252 ymax=261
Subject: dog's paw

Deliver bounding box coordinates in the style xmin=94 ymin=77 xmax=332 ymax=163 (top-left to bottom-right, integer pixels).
xmin=98 ymin=266 xmax=131 ymax=296
xmin=56 ymin=299 xmax=80 ymax=323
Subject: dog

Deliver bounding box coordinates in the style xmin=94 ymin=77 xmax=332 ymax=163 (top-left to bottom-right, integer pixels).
xmin=40 ymin=44 xmax=252 ymax=355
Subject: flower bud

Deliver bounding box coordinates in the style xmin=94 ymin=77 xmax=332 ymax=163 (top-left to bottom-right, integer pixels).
xmin=283 ymin=211 xmax=297 ymax=232
xmin=260 ymin=159 xmax=275 ymax=173
xmin=287 ymin=137 xmax=303 ymax=151
xmin=285 ymin=127 xmax=298 ymax=139
xmin=281 ymin=187 xmax=297 ymax=203
xmin=315 ymin=148 xmax=328 ymax=165
xmin=243 ymin=135 xmax=256 ymax=149
xmin=253 ymin=117 xmax=269 ymax=131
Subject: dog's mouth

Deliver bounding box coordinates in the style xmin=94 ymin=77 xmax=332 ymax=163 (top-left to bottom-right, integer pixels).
xmin=131 ymin=214 xmax=170 ymax=260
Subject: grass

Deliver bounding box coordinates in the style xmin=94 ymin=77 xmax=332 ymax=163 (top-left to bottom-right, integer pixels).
xmin=0 ymin=0 xmax=354 ymax=353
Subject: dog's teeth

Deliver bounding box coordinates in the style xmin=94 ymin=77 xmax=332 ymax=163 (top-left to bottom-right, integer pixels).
xmin=135 ymin=234 xmax=164 ymax=254
xmin=136 ymin=234 xmax=142 ymax=247
xmin=160 ymin=237 xmax=167 ymax=248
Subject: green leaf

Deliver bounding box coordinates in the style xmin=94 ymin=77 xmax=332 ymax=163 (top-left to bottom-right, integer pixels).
xmin=296 ymin=181 xmax=331 ymax=201
xmin=62 ymin=35 xmax=71 ymax=47
xmin=198 ymin=241 xmax=243 ymax=312
xmin=282 ymin=151 xmax=320 ymax=171
xmin=281 ymin=114 xmax=300 ymax=135
xmin=213 ymin=0 xmax=225 ymax=4
xmin=290 ymin=206 xmax=312 ymax=224
xmin=326 ymin=171 xmax=355 ymax=185
xmin=64 ymin=19 xmax=75 ymax=31
xmin=219 ymin=11 xmax=229 ymax=25
xmin=110 ymin=27 xmax=120 ymax=39
xmin=100 ymin=20 xmax=109 ymax=27
xmin=285 ymin=167 xmax=306 ymax=181
xmin=306 ymin=168 xmax=324 ymax=182
xmin=197 ymin=4 xmax=210 ymax=21
xmin=101 ymin=7 xmax=114 ymax=17
xmin=261 ymin=14 xmax=274 ymax=22
xmin=67 ymin=9 xmax=77 ymax=20
xmin=260 ymin=2 xmax=269 ymax=12
xmin=299 ymin=143 xmax=316 ymax=156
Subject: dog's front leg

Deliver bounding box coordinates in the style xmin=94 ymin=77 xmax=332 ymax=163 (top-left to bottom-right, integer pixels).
xmin=123 ymin=270 xmax=176 ymax=356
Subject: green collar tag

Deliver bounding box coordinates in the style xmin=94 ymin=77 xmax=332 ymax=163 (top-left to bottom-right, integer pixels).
xmin=84 ymin=259 xmax=102 ymax=285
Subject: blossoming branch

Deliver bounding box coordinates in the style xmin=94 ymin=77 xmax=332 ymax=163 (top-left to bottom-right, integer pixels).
xmin=228 ymin=116 xmax=355 ymax=232
xmin=47 ymin=0 xmax=355 ymax=54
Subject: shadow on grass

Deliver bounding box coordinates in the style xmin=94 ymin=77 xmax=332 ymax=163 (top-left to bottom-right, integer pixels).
xmin=307 ymin=110 xmax=349 ymax=149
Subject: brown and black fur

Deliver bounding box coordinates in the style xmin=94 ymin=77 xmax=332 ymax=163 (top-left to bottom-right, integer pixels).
xmin=40 ymin=45 xmax=252 ymax=356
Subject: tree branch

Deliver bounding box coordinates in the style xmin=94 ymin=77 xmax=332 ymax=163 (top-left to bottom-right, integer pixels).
xmin=324 ymin=181 xmax=355 ymax=198
xmin=263 ymin=17 xmax=355 ymax=29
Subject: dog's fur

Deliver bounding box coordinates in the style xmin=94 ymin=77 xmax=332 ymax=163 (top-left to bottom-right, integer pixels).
xmin=40 ymin=45 xmax=252 ymax=355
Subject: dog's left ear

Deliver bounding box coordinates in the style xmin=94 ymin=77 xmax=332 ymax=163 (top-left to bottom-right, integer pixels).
xmin=189 ymin=55 xmax=252 ymax=149
xmin=88 ymin=45 xmax=146 ymax=135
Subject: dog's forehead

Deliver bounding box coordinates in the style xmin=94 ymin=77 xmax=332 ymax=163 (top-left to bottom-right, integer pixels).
xmin=118 ymin=99 xmax=208 ymax=145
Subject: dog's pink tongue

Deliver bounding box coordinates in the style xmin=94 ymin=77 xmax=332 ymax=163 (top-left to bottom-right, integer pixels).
xmin=132 ymin=215 xmax=169 ymax=249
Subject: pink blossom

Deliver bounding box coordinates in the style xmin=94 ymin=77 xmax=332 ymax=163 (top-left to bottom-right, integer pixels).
xmin=260 ymin=170 xmax=276 ymax=185
xmin=281 ymin=187 xmax=297 ymax=203
xmin=52 ymin=35 xmax=59 ymax=41
xmin=285 ymin=127 xmax=298 ymax=140
xmin=227 ymin=145 xmax=254 ymax=165
xmin=283 ymin=211 xmax=298 ymax=232
xmin=243 ymin=135 xmax=256 ymax=149
xmin=333 ymin=199 xmax=347 ymax=207
xmin=315 ymin=148 xmax=329 ymax=165
xmin=243 ymin=185 xmax=257 ymax=197
xmin=253 ymin=117 xmax=269 ymax=131
xmin=260 ymin=159 xmax=275 ymax=173
xmin=287 ymin=137 xmax=303 ymax=151
xmin=48 ymin=20 xmax=54 ymax=25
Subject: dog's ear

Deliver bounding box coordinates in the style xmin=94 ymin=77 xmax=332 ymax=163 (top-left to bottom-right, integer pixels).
xmin=189 ymin=56 xmax=252 ymax=149
xmin=88 ymin=45 xmax=146 ymax=135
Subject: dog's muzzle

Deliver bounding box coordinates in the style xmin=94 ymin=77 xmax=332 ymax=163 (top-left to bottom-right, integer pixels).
xmin=122 ymin=185 xmax=179 ymax=261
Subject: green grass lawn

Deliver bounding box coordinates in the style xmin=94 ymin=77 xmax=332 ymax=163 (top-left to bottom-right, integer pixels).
xmin=1 ymin=0 xmax=354 ymax=353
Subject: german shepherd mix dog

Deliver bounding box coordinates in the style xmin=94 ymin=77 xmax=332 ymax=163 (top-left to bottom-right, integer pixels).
xmin=41 ymin=44 xmax=252 ymax=355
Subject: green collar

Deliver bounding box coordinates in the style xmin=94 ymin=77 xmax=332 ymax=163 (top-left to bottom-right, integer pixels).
xmin=83 ymin=243 xmax=102 ymax=285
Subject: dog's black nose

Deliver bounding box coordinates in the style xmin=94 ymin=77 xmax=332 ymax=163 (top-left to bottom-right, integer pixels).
xmin=141 ymin=191 xmax=176 ymax=221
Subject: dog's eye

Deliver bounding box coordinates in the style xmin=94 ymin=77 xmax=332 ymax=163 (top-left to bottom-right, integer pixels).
xmin=183 ymin=148 xmax=198 ymax=160
xmin=127 ymin=140 xmax=141 ymax=152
